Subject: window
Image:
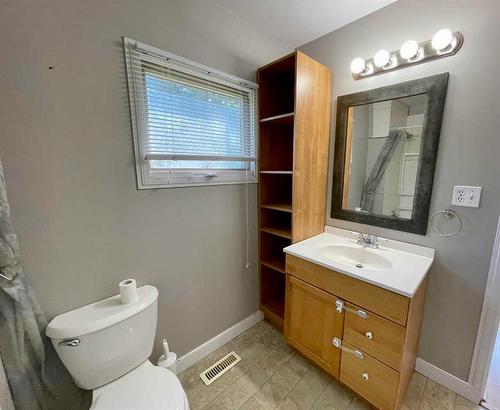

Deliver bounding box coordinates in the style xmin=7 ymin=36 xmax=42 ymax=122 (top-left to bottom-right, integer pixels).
xmin=124 ymin=38 xmax=258 ymax=188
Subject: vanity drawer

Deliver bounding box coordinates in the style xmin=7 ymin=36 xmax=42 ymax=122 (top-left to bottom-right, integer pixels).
xmin=344 ymin=302 xmax=405 ymax=370
xmin=340 ymin=342 xmax=399 ymax=410
xmin=285 ymin=254 xmax=409 ymax=325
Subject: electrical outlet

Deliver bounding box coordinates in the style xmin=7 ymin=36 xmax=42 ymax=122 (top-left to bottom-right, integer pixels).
xmin=452 ymin=186 xmax=482 ymax=208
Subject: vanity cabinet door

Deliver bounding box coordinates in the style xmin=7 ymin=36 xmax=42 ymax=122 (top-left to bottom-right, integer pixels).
xmin=284 ymin=275 xmax=344 ymax=377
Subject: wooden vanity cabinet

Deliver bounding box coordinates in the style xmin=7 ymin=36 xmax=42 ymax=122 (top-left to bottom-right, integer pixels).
xmin=284 ymin=254 xmax=428 ymax=410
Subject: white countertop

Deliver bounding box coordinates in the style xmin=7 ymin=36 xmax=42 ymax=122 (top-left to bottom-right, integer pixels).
xmin=283 ymin=226 xmax=435 ymax=297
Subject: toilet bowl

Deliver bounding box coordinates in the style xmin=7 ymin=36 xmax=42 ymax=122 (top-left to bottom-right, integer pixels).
xmin=90 ymin=361 xmax=188 ymax=410
xmin=46 ymin=285 xmax=189 ymax=409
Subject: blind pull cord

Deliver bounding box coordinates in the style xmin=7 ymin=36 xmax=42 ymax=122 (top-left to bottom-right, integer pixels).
xmin=245 ymin=164 xmax=250 ymax=269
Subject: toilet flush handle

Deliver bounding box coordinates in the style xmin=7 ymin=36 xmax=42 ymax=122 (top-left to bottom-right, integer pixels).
xmin=58 ymin=338 xmax=80 ymax=347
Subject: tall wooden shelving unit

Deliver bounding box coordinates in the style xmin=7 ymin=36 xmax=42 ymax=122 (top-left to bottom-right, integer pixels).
xmin=257 ymin=51 xmax=332 ymax=329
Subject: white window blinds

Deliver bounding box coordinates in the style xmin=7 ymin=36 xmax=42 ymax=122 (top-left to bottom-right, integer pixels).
xmin=124 ymin=38 xmax=258 ymax=188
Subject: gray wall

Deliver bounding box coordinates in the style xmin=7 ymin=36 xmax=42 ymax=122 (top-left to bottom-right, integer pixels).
xmin=0 ymin=0 xmax=291 ymax=359
xmin=300 ymin=0 xmax=500 ymax=380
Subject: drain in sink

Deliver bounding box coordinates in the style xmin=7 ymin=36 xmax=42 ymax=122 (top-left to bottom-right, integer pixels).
xmin=355 ymin=263 xmax=363 ymax=268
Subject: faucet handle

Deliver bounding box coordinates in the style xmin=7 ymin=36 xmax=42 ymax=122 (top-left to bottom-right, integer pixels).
xmin=357 ymin=233 xmax=365 ymax=245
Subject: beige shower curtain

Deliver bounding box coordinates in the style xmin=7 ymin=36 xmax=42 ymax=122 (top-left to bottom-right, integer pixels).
xmin=0 ymin=157 xmax=91 ymax=410
xmin=360 ymin=128 xmax=407 ymax=213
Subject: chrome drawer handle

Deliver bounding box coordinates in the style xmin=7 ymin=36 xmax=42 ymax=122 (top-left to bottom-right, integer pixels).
xmin=58 ymin=338 xmax=80 ymax=347
xmin=332 ymin=337 xmax=364 ymax=359
xmin=365 ymin=331 xmax=373 ymax=340
xmin=335 ymin=300 xmax=368 ymax=319
xmin=362 ymin=372 xmax=369 ymax=381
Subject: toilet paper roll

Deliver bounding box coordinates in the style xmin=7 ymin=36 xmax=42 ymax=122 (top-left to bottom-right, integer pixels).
xmin=119 ymin=279 xmax=138 ymax=304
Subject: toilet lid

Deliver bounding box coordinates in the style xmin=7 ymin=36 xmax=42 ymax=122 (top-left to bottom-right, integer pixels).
xmin=92 ymin=365 xmax=187 ymax=410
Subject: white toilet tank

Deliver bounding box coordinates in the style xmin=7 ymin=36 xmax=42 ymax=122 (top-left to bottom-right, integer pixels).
xmin=46 ymin=285 xmax=159 ymax=390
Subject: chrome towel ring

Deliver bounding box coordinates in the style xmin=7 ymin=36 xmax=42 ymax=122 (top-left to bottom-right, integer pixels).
xmin=430 ymin=208 xmax=462 ymax=237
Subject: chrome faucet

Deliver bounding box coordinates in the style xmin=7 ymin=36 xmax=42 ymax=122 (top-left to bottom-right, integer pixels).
xmin=357 ymin=233 xmax=379 ymax=249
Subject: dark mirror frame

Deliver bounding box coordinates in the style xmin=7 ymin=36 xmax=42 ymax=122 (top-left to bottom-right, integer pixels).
xmin=331 ymin=73 xmax=449 ymax=235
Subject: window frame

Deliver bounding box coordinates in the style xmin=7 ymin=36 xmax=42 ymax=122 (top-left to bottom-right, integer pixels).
xmin=123 ymin=37 xmax=259 ymax=189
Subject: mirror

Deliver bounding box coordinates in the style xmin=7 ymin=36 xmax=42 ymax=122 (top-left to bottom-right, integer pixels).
xmin=331 ymin=74 xmax=449 ymax=235
xmin=345 ymin=95 xmax=426 ymax=219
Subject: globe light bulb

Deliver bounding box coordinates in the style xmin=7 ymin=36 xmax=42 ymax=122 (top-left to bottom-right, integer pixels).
xmin=350 ymin=57 xmax=366 ymax=74
xmin=400 ymin=40 xmax=419 ymax=60
xmin=374 ymin=49 xmax=391 ymax=68
xmin=432 ymin=29 xmax=453 ymax=51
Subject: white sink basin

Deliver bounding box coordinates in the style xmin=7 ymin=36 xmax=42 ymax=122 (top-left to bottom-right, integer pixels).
xmin=284 ymin=227 xmax=435 ymax=297
xmin=319 ymin=245 xmax=393 ymax=271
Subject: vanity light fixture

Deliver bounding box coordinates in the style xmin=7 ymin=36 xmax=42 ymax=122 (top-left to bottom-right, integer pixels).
xmin=431 ymin=28 xmax=454 ymax=51
xmin=351 ymin=29 xmax=463 ymax=80
xmin=350 ymin=57 xmax=366 ymax=74
xmin=400 ymin=40 xmax=419 ymax=60
xmin=373 ymin=49 xmax=391 ymax=68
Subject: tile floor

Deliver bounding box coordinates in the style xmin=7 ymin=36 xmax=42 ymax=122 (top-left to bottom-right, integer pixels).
xmin=179 ymin=320 xmax=482 ymax=410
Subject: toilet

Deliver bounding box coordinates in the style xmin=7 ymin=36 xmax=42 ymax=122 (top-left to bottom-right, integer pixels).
xmin=46 ymin=285 xmax=189 ymax=410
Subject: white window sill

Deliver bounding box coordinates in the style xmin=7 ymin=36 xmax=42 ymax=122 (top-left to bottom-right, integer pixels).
xmin=137 ymin=179 xmax=258 ymax=190
xmin=137 ymin=168 xmax=258 ymax=189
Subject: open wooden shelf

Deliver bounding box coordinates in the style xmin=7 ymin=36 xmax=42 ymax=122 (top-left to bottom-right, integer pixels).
xmin=260 ymin=115 xmax=293 ymax=172
xmin=260 ymin=301 xmax=284 ymax=328
xmin=260 ymin=112 xmax=294 ymax=123
xmin=257 ymin=51 xmax=331 ymax=332
xmin=258 ymin=53 xmax=295 ymax=331
xmin=260 ymin=262 xmax=286 ymax=328
xmin=260 ymin=203 xmax=292 ymax=213
xmin=260 ymin=170 xmax=293 ymax=175
xmin=258 ymin=54 xmax=295 ymax=119
xmin=260 ymin=232 xmax=289 ymax=268
xmin=260 ymin=226 xmax=291 ymax=239
xmin=260 ymin=174 xmax=291 ymax=206
xmin=261 ymin=258 xmax=286 ymax=274
xmin=261 ymin=206 xmax=292 ymax=240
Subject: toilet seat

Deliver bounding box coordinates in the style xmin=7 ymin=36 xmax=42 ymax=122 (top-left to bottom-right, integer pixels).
xmin=91 ymin=361 xmax=188 ymax=410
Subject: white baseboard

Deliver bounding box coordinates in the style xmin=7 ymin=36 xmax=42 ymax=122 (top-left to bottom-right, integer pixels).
xmin=416 ymin=358 xmax=483 ymax=404
xmin=176 ymin=311 xmax=264 ymax=374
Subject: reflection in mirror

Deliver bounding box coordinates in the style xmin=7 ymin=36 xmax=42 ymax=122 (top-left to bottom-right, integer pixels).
xmin=343 ymin=95 xmax=426 ymax=219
